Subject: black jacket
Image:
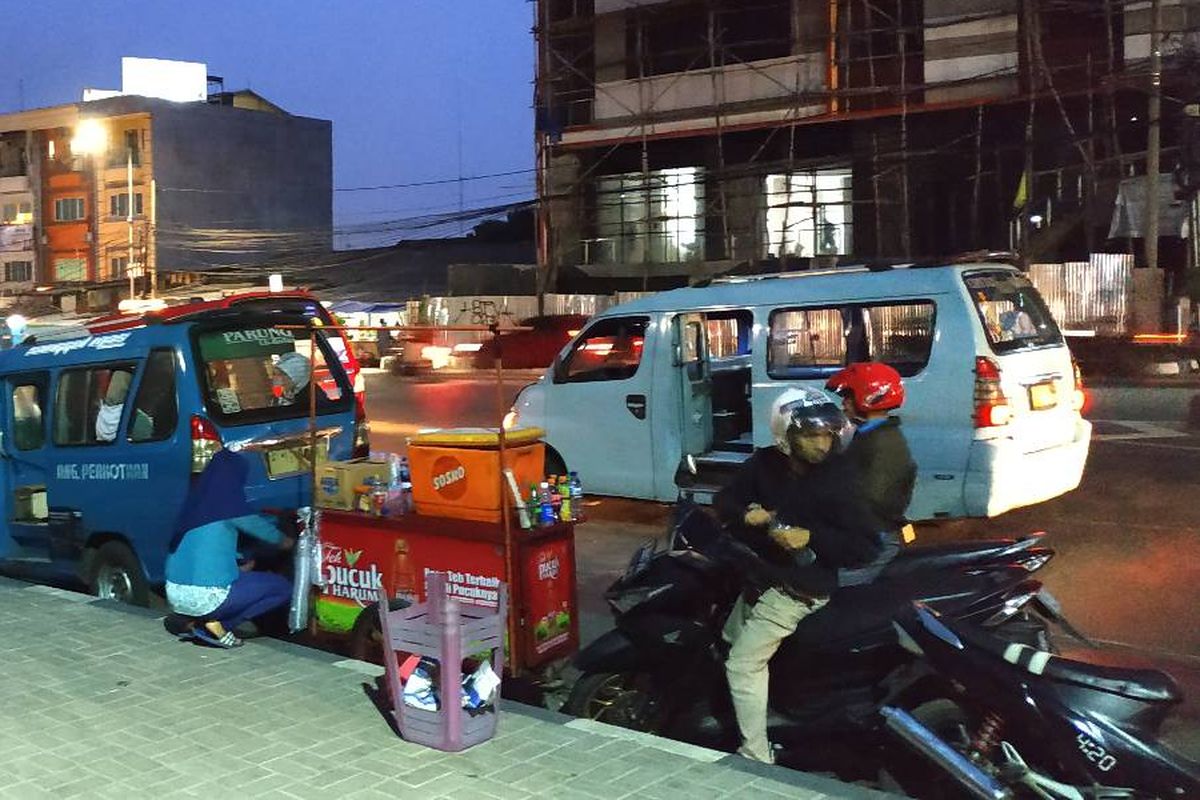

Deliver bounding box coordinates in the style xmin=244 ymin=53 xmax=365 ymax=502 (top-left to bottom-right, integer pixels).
xmin=844 ymin=417 xmax=916 ymax=533
xmin=714 ymin=447 xmax=883 ymax=600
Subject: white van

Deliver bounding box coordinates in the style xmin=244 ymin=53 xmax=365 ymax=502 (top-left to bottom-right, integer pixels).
xmin=506 ymin=262 xmax=1091 ymax=520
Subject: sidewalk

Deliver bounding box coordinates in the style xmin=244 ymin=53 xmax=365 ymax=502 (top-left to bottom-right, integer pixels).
xmin=0 ymin=577 xmax=888 ymax=800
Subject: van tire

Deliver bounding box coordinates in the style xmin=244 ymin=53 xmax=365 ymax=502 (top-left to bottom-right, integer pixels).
xmin=544 ymin=447 xmax=567 ymax=478
xmin=87 ymin=541 xmax=150 ymax=607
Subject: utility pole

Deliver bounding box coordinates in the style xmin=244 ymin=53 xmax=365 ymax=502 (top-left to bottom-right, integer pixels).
xmin=1146 ymin=0 xmax=1163 ymax=281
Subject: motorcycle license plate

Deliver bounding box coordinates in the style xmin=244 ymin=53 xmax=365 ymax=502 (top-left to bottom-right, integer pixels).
xmin=264 ymin=440 xmax=329 ymax=479
xmin=1028 ymin=381 xmax=1058 ymax=411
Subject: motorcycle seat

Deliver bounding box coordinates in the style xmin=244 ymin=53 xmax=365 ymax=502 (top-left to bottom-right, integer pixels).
xmin=962 ymin=627 xmax=1182 ymax=704
xmin=1041 ymin=656 xmax=1181 ymax=703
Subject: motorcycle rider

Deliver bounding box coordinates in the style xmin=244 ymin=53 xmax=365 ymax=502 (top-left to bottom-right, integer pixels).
xmin=715 ymin=387 xmax=884 ymax=763
xmin=825 ymin=362 xmax=917 ymax=585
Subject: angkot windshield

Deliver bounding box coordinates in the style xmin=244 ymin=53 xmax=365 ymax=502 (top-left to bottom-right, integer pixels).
xmin=964 ymin=270 xmax=1063 ymax=354
xmin=195 ymin=320 xmax=352 ymax=424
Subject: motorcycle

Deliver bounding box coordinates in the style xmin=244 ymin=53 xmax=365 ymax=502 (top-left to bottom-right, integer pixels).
xmin=882 ymin=604 xmax=1200 ymax=799
xmin=563 ymin=492 xmax=1060 ymax=777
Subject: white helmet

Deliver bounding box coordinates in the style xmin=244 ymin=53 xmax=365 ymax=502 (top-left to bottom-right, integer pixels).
xmin=769 ymin=387 xmax=853 ymax=457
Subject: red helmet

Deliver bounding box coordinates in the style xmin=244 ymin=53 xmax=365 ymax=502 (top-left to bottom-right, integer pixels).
xmin=826 ymin=362 xmax=905 ymax=415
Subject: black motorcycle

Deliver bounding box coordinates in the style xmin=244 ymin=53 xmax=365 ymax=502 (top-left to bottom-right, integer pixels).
xmin=563 ymin=498 xmax=1059 ymax=776
xmin=882 ymin=604 xmax=1200 ymax=799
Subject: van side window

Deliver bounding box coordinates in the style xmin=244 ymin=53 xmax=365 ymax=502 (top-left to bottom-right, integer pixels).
xmin=707 ymin=310 xmax=752 ymax=359
xmin=863 ymin=302 xmax=936 ymax=376
xmin=768 ymin=308 xmax=847 ymax=378
xmin=558 ymin=317 xmax=649 ymax=383
xmin=769 ymin=302 xmax=935 ymax=379
xmin=53 ymin=364 xmax=137 ymax=446
xmin=128 ymin=349 xmax=178 ymax=443
xmin=11 ymin=381 xmax=45 ymax=451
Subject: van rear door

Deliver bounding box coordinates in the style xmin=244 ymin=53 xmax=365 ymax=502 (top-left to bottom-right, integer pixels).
xmin=964 ymin=270 xmax=1079 ymax=452
xmin=191 ymin=315 xmax=356 ymax=509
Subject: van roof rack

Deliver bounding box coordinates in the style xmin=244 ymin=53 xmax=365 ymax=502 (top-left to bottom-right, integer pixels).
xmin=710 ymin=252 xmax=1023 ymax=285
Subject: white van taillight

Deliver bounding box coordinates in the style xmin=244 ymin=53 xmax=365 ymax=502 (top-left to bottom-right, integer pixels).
xmin=191 ymin=415 xmax=223 ymax=473
xmin=974 ymin=357 xmax=1012 ymax=428
xmin=1071 ymin=359 xmax=1087 ymax=413
xmin=352 ymin=393 xmax=370 ymax=458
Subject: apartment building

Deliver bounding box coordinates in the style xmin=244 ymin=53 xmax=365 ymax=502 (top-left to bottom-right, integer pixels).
xmin=535 ymin=0 xmax=1200 ymax=285
xmin=0 ymin=88 xmax=331 ymax=302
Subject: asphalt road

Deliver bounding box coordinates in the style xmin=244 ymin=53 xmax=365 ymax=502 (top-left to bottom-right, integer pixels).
xmin=362 ymin=369 xmax=1200 ymax=758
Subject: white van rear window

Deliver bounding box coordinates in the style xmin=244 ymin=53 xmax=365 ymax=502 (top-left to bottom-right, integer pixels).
xmin=965 ymin=271 xmax=1062 ymax=354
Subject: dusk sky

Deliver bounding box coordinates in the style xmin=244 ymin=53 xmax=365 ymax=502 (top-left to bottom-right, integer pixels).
xmin=0 ymin=1 xmax=536 ymax=248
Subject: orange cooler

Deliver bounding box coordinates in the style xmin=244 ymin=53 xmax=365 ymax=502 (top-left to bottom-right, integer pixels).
xmin=407 ymin=427 xmax=545 ymax=522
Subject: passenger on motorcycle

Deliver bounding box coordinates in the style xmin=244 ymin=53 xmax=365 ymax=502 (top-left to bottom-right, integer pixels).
xmin=715 ymin=388 xmax=883 ymax=763
xmin=825 ymin=362 xmax=917 ymax=585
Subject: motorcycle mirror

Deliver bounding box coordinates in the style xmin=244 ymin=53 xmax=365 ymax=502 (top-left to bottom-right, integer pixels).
xmin=674 ymin=455 xmax=698 ymax=488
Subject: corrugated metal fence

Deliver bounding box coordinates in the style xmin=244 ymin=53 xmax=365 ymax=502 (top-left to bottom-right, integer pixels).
xmin=1028 ymin=253 xmax=1134 ymax=336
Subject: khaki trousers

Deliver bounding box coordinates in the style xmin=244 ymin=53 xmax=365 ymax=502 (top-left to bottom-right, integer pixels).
xmin=723 ymin=588 xmax=828 ymax=763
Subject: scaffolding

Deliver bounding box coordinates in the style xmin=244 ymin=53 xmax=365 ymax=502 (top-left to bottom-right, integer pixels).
xmin=533 ymin=0 xmax=1200 ymax=290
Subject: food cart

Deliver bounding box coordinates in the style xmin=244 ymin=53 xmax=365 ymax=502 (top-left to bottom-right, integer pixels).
xmin=298 ymin=323 xmax=580 ymax=678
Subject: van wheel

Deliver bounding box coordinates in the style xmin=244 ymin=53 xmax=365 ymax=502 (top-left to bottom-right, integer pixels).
xmin=544 ymin=448 xmax=567 ymax=478
xmin=87 ymin=541 xmax=150 ymax=607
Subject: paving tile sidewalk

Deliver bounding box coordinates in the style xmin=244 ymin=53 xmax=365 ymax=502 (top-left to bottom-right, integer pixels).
xmin=0 ymin=577 xmax=890 ymax=800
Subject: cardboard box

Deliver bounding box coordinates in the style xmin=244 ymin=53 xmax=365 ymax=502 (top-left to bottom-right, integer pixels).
xmin=316 ymin=459 xmax=391 ymax=511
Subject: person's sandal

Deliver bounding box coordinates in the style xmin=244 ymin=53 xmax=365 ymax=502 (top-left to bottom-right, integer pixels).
xmin=191 ymin=624 xmax=244 ymax=649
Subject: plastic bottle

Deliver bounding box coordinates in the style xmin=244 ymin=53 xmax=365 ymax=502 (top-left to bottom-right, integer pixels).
xmin=569 ymin=471 xmax=584 ymax=521
xmin=558 ymin=475 xmax=572 ymax=523
xmin=399 ymin=456 xmax=413 ymax=513
xmin=537 ymin=481 xmax=555 ymax=526
xmin=549 ymin=477 xmax=562 ymax=522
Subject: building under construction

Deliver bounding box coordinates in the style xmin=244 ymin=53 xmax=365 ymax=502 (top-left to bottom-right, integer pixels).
xmin=534 ymin=0 xmax=1200 ymax=293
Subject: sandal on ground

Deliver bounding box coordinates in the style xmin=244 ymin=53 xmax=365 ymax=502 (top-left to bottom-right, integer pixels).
xmin=190 ymin=626 xmax=244 ymax=649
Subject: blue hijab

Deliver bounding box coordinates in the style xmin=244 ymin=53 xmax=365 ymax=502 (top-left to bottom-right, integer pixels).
xmin=169 ymin=449 xmax=254 ymax=552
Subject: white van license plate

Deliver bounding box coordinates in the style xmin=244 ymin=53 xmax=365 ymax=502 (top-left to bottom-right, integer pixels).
xmin=1028 ymin=382 xmax=1058 ymax=411
xmin=265 ymin=441 xmax=329 ymax=479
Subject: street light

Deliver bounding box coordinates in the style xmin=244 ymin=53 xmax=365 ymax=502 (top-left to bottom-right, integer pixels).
xmin=70 ymin=119 xmax=137 ymax=300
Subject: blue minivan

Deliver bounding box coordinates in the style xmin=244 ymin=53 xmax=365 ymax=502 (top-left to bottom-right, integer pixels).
xmin=0 ymin=304 xmax=363 ymax=604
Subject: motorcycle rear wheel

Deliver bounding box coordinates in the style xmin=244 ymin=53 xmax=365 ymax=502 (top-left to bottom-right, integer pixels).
xmin=562 ymin=671 xmax=665 ymax=733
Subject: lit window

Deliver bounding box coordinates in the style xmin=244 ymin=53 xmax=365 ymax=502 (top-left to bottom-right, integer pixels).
xmin=55 ymin=258 xmax=86 ymax=282
xmin=765 ymin=168 xmax=854 ymax=258
xmin=593 ymin=167 xmax=704 ymax=264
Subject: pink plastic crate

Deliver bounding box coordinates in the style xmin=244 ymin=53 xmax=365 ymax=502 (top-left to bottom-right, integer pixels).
xmin=377 ymin=572 xmax=507 ymax=751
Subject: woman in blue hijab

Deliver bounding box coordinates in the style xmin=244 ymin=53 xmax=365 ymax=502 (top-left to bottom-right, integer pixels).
xmin=165 ymin=449 xmax=293 ymax=648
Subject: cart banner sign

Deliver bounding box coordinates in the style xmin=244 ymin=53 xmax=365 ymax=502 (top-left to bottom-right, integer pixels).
xmin=523 ymin=538 xmax=574 ymax=655
xmin=438 ymin=568 xmax=502 ymax=607
xmin=315 ymin=517 xmax=506 ymax=633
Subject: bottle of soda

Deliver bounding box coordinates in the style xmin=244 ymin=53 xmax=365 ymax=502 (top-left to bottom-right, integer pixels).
xmin=558 ymin=476 xmax=572 ymax=522
xmin=537 ymin=481 xmax=555 ymax=526
xmin=399 ymin=456 xmax=413 ymax=513
xmin=549 ymin=477 xmax=562 ymax=522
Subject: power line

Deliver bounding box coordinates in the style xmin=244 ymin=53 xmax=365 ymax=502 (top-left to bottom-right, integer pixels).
xmin=335 ymin=168 xmax=535 ymax=193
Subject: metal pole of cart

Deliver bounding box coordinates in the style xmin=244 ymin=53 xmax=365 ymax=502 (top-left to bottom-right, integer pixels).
xmin=492 ymin=322 xmax=519 ymax=677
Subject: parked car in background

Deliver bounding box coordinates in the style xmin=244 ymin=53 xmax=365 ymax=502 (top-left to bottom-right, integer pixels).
xmin=472 ymin=314 xmax=590 ymax=369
